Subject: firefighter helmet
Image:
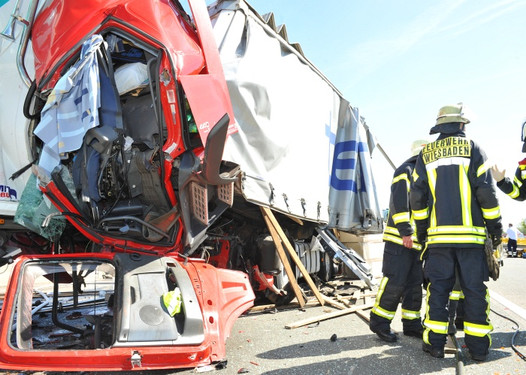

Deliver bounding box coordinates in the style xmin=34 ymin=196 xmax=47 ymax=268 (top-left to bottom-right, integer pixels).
xmin=435 ymin=103 xmax=470 ymax=126
xmin=411 ymin=139 xmax=428 ymax=156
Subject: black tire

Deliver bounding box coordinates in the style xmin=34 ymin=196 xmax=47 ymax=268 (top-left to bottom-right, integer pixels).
xmin=318 ymin=250 xmax=333 ymax=282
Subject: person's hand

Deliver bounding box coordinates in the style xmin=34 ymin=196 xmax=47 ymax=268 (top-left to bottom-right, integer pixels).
xmin=402 ymin=235 xmax=413 ymax=249
xmin=491 ymin=165 xmax=506 ymax=182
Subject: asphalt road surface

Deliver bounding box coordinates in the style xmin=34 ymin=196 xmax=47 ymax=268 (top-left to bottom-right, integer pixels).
xmin=0 ymin=255 xmax=525 ymax=375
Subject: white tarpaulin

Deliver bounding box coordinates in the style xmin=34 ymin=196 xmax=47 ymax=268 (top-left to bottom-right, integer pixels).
xmin=209 ymin=0 xmax=383 ymax=232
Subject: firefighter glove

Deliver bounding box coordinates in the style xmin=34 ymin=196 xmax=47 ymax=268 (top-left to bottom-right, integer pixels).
xmin=491 ymin=233 xmax=502 ymax=248
xmin=485 ymin=236 xmax=500 ymax=281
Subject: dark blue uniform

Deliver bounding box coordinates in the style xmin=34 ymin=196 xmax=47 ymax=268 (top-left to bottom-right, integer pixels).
xmin=370 ymin=155 xmax=423 ymax=337
xmin=410 ymin=131 xmax=502 ymax=358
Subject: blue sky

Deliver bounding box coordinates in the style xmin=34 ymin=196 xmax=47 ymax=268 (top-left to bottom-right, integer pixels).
xmin=214 ymin=0 xmax=526 ymax=227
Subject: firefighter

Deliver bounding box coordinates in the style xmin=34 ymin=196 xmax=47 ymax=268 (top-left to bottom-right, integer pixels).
xmin=491 ymin=120 xmax=526 ymax=201
xmin=369 ymin=139 xmax=428 ymax=342
xmin=410 ymin=103 xmax=502 ymax=361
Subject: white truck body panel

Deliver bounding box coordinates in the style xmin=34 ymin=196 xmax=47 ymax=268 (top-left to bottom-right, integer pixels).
xmin=0 ymin=0 xmax=35 ymax=217
xmin=210 ymin=0 xmax=382 ymax=231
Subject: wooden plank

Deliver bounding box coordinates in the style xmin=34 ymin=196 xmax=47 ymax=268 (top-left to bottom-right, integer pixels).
xmin=285 ymin=302 xmax=375 ymax=329
xmin=284 ymin=214 xmax=304 ymax=225
xmin=335 ymin=295 xmax=352 ymax=307
xmin=355 ymin=309 xmax=370 ymax=323
xmin=248 ymin=298 xmax=319 ymax=313
xmin=262 ymin=210 xmax=306 ymax=307
xmin=261 ymin=207 xmax=325 ymax=306
xmin=322 ymin=295 xmax=347 ymax=310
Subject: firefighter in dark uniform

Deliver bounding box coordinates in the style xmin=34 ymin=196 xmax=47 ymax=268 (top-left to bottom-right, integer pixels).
xmin=491 ymin=120 xmax=526 ymax=201
xmin=410 ymin=103 xmax=502 ymax=361
xmin=369 ymin=139 xmax=428 ymax=342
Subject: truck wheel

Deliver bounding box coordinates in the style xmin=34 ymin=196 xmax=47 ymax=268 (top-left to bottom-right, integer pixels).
xmin=318 ymin=251 xmax=333 ymax=282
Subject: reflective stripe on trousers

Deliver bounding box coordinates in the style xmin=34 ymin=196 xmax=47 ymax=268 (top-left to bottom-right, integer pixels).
xmin=423 ymin=246 xmax=491 ymax=353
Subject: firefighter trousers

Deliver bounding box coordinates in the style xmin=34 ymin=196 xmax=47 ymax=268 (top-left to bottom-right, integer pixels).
xmin=424 ymin=247 xmax=492 ymax=355
xmin=370 ymin=241 xmax=423 ymax=332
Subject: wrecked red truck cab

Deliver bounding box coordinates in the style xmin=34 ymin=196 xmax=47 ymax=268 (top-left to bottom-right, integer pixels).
xmin=0 ymin=0 xmax=254 ymax=371
xmin=0 ymin=252 xmax=254 ymax=371
xmin=30 ymin=0 xmax=238 ymax=254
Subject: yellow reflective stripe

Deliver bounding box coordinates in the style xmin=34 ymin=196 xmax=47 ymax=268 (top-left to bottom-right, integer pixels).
xmin=392 ymin=211 xmax=410 ymax=224
xmin=427 ymin=236 xmax=486 ymax=245
xmin=508 ymin=184 xmax=520 ymax=199
xmin=424 ymin=283 xmax=432 ymax=343
xmin=423 ymin=282 xmax=447 ymax=335
xmin=477 ymin=160 xmax=491 ymax=177
xmin=423 ymin=319 xmax=448 ymax=334
xmin=374 ymin=277 xmax=388 ymax=305
xmin=383 ymin=226 xmax=423 ymax=250
xmin=412 ymin=169 xmax=419 ymax=182
xmin=383 ymin=233 xmax=422 ymax=250
xmin=382 ymin=233 xmax=404 ymax=245
xmin=392 ymin=173 xmax=410 ymax=192
xmin=450 ymin=290 xmax=462 ymax=300
xmin=371 ymin=305 xmax=396 ymax=320
xmin=460 ymin=165 xmax=472 ymax=227
xmin=423 ymin=328 xmax=431 ymax=345
xmin=372 ymin=277 xmax=396 ymax=320
xmin=427 ymin=225 xmax=487 ymax=244
xmin=413 ymin=208 xmax=429 ymax=220
xmin=508 ymin=176 xmax=523 ymax=198
xmin=485 ymin=289 xmax=491 ymax=327
xmin=383 ymin=226 xmax=399 ymax=235
xmin=427 ymin=225 xmax=486 ymax=235
xmin=482 ymin=206 xmax=501 ymax=220
xmin=464 ymin=322 xmax=493 ymax=337
xmin=428 ymin=168 xmax=437 ymax=228
xmin=401 ymin=309 xmax=421 ymax=320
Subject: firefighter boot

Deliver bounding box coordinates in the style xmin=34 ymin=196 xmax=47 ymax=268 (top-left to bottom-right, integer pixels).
xmin=422 ymin=343 xmax=445 ymax=358
xmin=370 ymin=314 xmax=398 ymax=342
xmin=372 ymin=328 xmax=398 ymax=343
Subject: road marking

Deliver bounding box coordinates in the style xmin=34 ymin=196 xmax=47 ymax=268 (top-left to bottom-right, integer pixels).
xmin=490 ymin=289 xmax=526 ymax=320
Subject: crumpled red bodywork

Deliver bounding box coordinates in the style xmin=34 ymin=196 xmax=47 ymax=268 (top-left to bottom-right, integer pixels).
xmin=29 ymin=0 xmax=237 ymax=254
xmin=0 ymin=0 xmax=254 ymax=371
xmin=0 ymin=253 xmax=254 ymax=371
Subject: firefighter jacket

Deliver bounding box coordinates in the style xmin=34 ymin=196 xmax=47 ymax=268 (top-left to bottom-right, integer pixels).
xmin=496 ymin=158 xmax=526 ymax=201
xmin=383 ymin=155 xmax=422 ymax=251
xmin=410 ymin=132 xmax=502 ymax=248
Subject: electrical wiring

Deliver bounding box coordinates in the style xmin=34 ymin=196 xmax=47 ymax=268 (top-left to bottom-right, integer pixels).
xmin=491 ymin=307 xmax=526 ymax=361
